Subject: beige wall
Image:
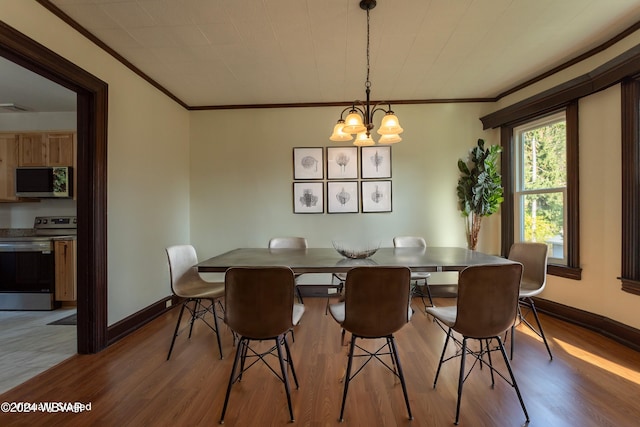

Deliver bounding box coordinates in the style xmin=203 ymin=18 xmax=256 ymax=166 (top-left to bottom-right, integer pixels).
xmin=1 ymin=0 xmax=192 ymax=324
xmin=189 ymin=104 xmax=500 ymax=261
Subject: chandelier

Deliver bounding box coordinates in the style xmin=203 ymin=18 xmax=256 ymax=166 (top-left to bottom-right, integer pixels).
xmin=329 ymin=0 xmax=403 ymax=146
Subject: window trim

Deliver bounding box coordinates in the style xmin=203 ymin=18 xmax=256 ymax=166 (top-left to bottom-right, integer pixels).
xmin=620 ymin=77 xmax=640 ymax=295
xmin=501 ymin=102 xmax=581 ymax=280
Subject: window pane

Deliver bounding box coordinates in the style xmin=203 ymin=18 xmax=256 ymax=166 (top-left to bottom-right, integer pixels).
xmin=522 ymin=192 xmax=565 ymax=260
xmin=521 ymin=121 xmax=566 ymax=190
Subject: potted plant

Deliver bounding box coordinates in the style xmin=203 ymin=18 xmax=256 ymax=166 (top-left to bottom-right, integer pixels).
xmin=456 ymin=139 xmax=504 ymax=250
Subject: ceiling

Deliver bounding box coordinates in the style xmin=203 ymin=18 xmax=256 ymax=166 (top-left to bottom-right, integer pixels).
xmin=2 ymin=0 xmax=640 ymax=112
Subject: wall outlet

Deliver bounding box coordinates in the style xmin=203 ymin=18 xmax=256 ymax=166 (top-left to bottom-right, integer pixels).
xmin=165 ymin=299 xmax=172 ymax=308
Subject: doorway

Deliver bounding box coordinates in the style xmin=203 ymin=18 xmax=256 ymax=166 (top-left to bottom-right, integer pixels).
xmin=0 ymin=21 xmax=107 ymax=353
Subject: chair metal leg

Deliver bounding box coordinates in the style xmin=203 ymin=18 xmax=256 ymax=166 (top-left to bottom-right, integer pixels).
xmin=275 ymin=335 xmax=295 ymax=422
xmin=496 ymin=336 xmax=530 ymax=423
xmin=339 ymin=335 xmax=357 ymax=422
xmin=220 ymin=337 xmax=246 ymax=424
xmin=187 ymin=299 xmax=199 ymax=339
xmin=512 ymin=297 xmax=553 ymax=360
xmin=485 ymin=339 xmax=495 ymax=387
xmin=295 ymin=285 xmax=304 ymax=304
xmin=388 ymin=335 xmax=413 ymax=420
xmin=433 ymin=328 xmax=452 ymax=388
xmin=166 ymin=300 xmax=187 ymax=360
xmin=209 ymin=299 xmax=224 ymax=359
xmin=282 ymin=334 xmax=299 ymax=389
xmin=527 ymin=297 xmax=553 ymax=360
xmin=454 ymin=338 xmax=468 ymax=425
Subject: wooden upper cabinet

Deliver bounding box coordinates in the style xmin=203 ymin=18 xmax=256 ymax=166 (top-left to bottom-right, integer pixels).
xmin=18 ymin=133 xmax=47 ymax=166
xmin=18 ymin=132 xmax=75 ymax=167
xmin=47 ymin=132 xmax=75 ymax=166
xmin=0 ymin=133 xmax=20 ymax=200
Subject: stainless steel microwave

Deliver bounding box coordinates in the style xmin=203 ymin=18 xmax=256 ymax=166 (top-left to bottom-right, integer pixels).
xmin=15 ymin=166 xmax=73 ymax=198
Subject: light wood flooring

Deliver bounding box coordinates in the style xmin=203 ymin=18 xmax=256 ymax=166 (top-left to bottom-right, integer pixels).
xmin=1 ymin=297 xmax=639 ymax=426
xmin=0 ymin=308 xmax=76 ymax=394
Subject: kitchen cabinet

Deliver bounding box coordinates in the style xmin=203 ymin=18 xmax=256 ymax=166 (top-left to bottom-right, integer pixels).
xmin=18 ymin=133 xmax=47 ymax=166
xmin=46 ymin=132 xmax=75 ymax=166
xmin=19 ymin=132 xmax=75 ymax=167
xmin=0 ymin=133 xmax=20 ymax=201
xmin=55 ymin=239 xmax=77 ymax=302
xmin=0 ymin=131 xmax=76 ymax=202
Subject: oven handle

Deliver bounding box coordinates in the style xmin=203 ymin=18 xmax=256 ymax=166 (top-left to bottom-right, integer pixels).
xmin=0 ymin=242 xmax=53 ymax=253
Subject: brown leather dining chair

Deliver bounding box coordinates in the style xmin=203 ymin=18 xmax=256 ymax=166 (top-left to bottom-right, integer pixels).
xmin=328 ymin=266 xmax=413 ymax=422
xmin=268 ymin=237 xmax=307 ymax=303
xmin=426 ymin=263 xmax=529 ymax=425
xmin=507 ymin=242 xmax=553 ymax=360
xmin=165 ymin=244 xmax=225 ymax=360
xmin=220 ymin=266 xmax=305 ymax=423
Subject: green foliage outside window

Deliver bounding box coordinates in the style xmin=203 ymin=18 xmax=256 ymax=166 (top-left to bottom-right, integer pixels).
xmin=520 ymin=121 xmax=566 ymax=246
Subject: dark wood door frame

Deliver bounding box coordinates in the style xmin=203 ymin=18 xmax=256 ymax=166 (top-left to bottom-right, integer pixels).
xmin=0 ymin=21 xmax=108 ymax=353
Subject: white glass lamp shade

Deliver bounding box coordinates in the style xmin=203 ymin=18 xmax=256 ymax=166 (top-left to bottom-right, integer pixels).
xmin=377 ymin=112 xmax=403 ymax=135
xmin=329 ymin=120 xmax=354 ymax=142
xmin=378 ymin=133 xmax=402 ymax=144
xmin=353 ymin=131 xmax=375 ymax=146
xmin=342 ymin=110 xmax=366 ymax=134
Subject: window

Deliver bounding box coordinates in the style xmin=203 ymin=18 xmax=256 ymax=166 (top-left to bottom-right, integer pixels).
xmin=514 ymin=112 xmax=567 ymax=265
xmin=499 ymin=101 xmax=580 ymax=279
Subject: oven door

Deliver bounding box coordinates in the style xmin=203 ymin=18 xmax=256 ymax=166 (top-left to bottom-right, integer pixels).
xmin=0 ymin=241 xmax=56 ymax=310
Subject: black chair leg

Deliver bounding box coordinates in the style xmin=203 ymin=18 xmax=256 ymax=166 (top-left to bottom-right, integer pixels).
xmin=388 ymin=335 xmax=413 ymax=420
xmin=220 ymin=337 xmax=245 ymax=424
xmin=282 ymin=334 xmax=299 ymax=389
xmin=496 ymin=336 xmax=530 ymax=423
xmin=210 ymin=299 xmax=224 ymax=359
xmin=275 ymin=335 xmax=295 ymax=422
xmin=528 ymin=298 xmax=553 ymax=360
xmin=339 ymin=335 xmax=357 ymax=422
xmin=455 ymin=338 xmax=468 ymax=425
xmin=433 ymin=328 xmax=452 ymax=388
xmin=167 ymin=300 xmax=187 ymax=360
xmin=485 ymin=339 xmax=495 ymax=387
xmin=187 ymin=299 xmax=199 ymax=338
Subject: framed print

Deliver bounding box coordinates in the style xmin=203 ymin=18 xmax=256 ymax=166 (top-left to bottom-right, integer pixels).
xmin=362 ymin=180 xmax=392 ymax=212
xmin=361 ymin=146 xmax=391 ymax=178
xmin=327 ymin=181 xmax=359 ymax=213
xmin=327 ymin=146 xmax=358 ymax=179
xmin=293 ymin=182 xmax=324 ymax=213
xmin=293 ymin=147 xmax=323 ymax=179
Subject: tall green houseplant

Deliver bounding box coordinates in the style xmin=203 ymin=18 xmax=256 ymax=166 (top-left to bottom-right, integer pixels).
xmin=457 ymin=139 xmax=504 ymax=250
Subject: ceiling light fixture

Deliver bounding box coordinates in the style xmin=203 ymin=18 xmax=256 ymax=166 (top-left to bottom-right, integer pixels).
xmin=329 ymin=0 xmax=403 ymax=146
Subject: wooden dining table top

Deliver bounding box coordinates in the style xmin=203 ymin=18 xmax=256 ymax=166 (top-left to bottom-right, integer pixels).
xmin=196 ymin=247 xmax=513 ymax=274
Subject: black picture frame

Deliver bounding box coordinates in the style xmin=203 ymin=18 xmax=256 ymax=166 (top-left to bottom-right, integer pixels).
xmin=361 ymin=146 xmax=391 ymax=179
xmin=327 ymin=146 xmax=358 ymax=179
xmin=293 ymin=147 xmax=323 ymax=180
xmin=361 ymin=180 xmax=392 ymax=212
xmin=327 ymin=181 xmax=359 ymax=213
xmin=293 ymin=182 xmax=324 ymax=213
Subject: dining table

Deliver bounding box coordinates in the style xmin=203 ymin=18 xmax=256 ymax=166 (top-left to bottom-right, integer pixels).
xmin=196 ymin=246 xmax=514 ymax=274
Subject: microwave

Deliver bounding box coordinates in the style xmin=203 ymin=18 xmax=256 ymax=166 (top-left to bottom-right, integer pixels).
xmin=15 ymin=166 xmax=73 ymax=198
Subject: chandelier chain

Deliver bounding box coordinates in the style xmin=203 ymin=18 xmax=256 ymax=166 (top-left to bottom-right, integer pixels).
xmin=366 ymin=7 xmax=371 ymax=89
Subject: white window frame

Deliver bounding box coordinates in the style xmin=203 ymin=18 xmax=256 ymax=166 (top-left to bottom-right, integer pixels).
xmin=513 ymin=111 xmax=567 ymax=265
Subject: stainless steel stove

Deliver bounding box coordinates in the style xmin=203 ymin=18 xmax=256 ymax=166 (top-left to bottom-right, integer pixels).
xmin=0 ymin=216 xmax=77 ymax=310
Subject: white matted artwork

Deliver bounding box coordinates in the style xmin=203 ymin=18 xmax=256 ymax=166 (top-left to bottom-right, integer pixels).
xmin=293 ymin=147 xmax=323 ymax=179
xmin=293 ymin=182 xmax=324 ymax=213
xmin=361 ymin=180 xmax=392 ymax=212
xmin=327 ymin=181 xmax=359 ymax=213
xmin=327 ymin=146 xmax=358 ymax=179
xmin=361 ymin=146 xmax=391 ymax=179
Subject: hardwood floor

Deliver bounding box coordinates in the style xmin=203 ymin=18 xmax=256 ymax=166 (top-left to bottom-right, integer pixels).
xmin=1 ymin=297 xmax=639 ymax=426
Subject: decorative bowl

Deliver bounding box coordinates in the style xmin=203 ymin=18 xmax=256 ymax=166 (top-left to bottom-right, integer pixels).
xmin=332 ymin=240 xmax=379 ymax=259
